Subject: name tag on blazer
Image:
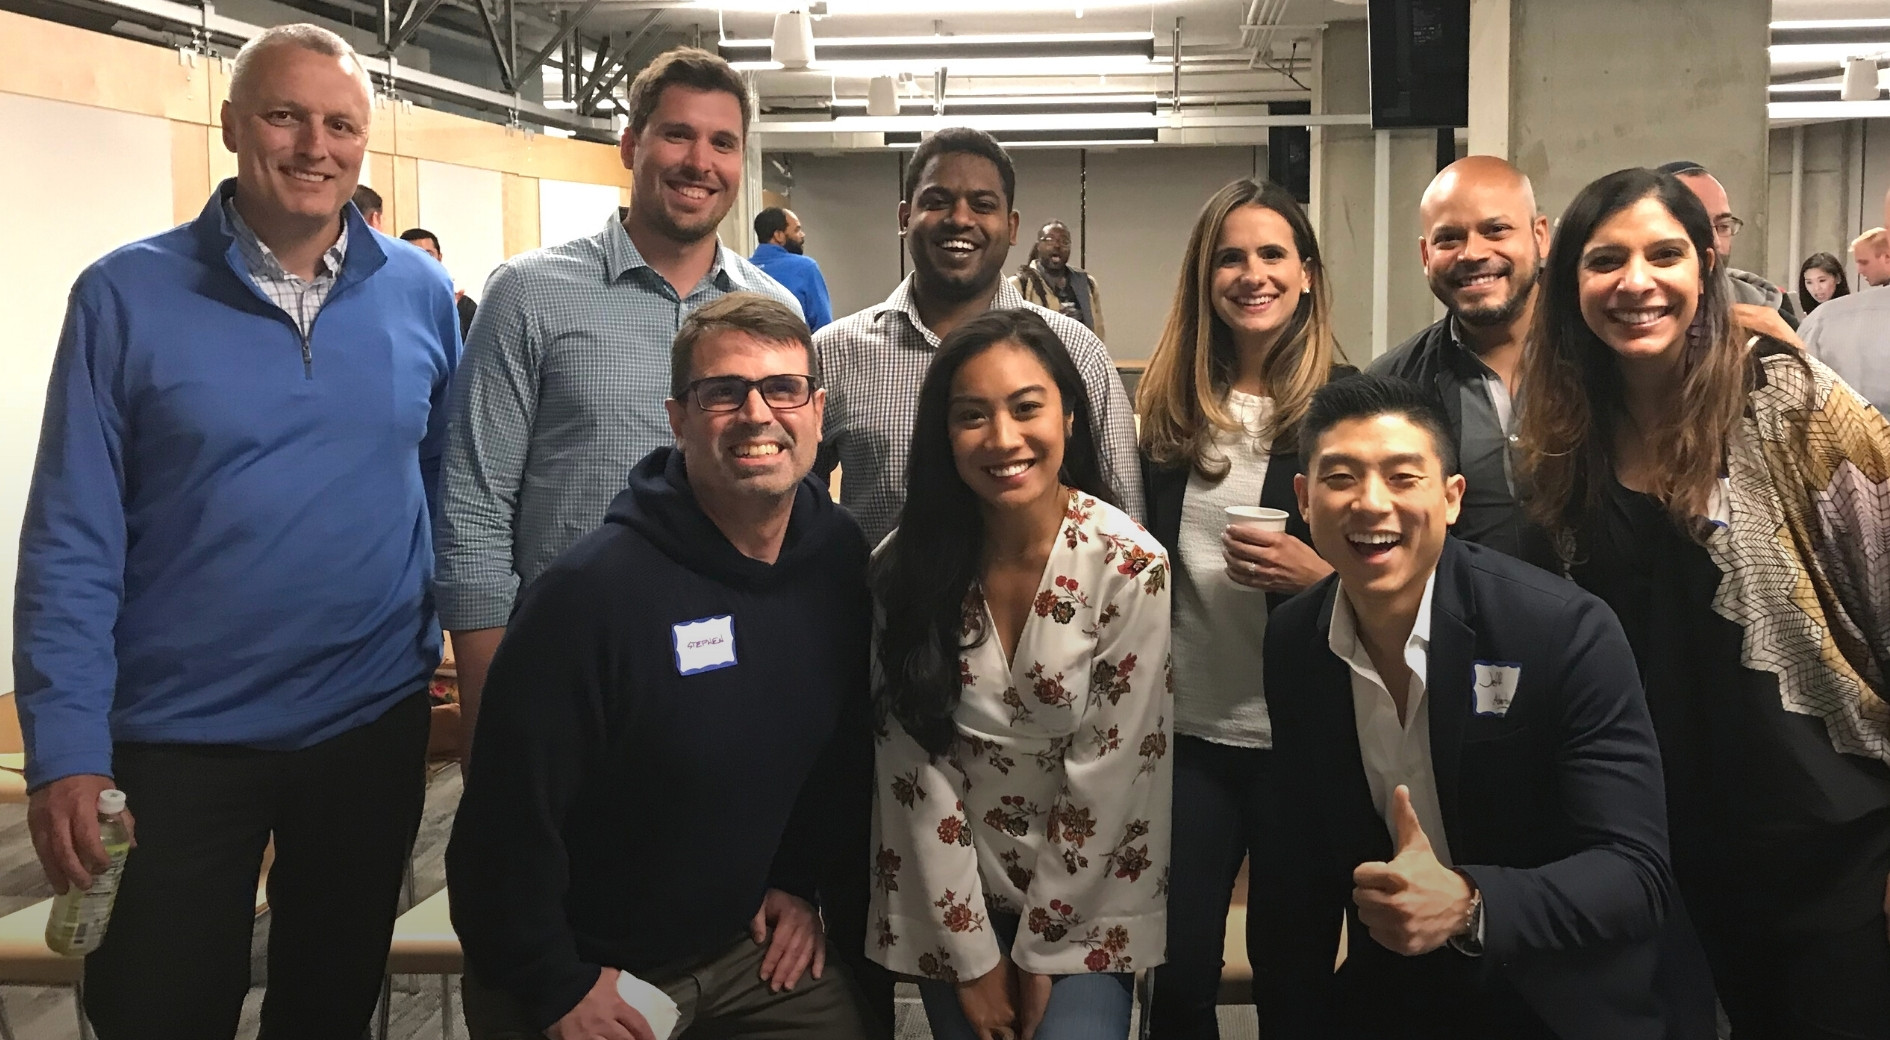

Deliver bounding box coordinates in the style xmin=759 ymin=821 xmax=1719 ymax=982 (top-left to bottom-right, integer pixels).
xmin=674 ymin=615 xmax=738 ymax=676
xmin=1472 ymin=661 xmax=1522 ymax=716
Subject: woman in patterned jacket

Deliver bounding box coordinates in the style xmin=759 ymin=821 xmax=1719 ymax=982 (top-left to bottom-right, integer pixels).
xmin=868 ymin=308 xmax=1173 ymax=1040
xmin=1519 ymin=166 xmax=1890 ymax=1038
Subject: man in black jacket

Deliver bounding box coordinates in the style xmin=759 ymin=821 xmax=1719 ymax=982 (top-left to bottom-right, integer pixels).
xmin=1257 ymin=375 xmax=1685 ymax=1039
xmin=447 ymin=293 xmax=876 ymax=1040
xmin=1368 ymin=156 xmax=1558 ymax=572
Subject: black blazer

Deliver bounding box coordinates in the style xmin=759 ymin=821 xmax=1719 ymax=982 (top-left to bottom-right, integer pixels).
xmin=1256 ymin=538 xmax=1675 ymax=1040
xmin=1140 ymin=366 xmax=1355 ymax=612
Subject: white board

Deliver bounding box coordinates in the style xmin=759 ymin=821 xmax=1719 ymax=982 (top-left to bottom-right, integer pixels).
xmin=538 ymin=179 xmax=622 ymax=252
xmin=0 ymin=93 xmax=176 ymax=692
xmin=415 ymin=159 xmax=506 ymax=302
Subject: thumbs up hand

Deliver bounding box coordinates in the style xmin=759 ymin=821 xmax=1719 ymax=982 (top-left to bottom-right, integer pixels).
xmin=1351 ymin=785 xmax=1477 ymax=956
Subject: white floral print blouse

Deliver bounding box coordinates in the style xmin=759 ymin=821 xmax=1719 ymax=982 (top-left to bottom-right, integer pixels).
xmin=869 ymin=490 xmax=1174 ymax=983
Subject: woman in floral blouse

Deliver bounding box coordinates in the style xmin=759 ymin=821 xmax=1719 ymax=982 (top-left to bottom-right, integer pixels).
xmin=870 ymin=308 xmax=1174 ymax=1040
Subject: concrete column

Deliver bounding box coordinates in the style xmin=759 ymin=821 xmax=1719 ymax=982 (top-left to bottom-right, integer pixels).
xmin=1310 ymin=21 xmax=1440 ymax=363
xmin=1471 ymin=0 xmax=1770 ymax=245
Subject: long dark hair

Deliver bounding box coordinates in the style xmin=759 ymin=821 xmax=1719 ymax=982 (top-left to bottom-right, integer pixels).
xmin=1518 ymin=167 xmax=1751 ymax=539
xmin=874 ymin=309 xmax=1118 ymax=754
xmin=1797 ymin=250 xmax=1851 ymax=314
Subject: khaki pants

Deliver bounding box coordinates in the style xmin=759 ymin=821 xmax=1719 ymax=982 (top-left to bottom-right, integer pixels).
xmin=463 ymin=935 xmax=876 ymax=1040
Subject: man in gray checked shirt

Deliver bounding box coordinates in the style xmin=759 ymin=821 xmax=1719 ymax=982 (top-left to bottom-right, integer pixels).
xmin=815 ymin=127 xmax=1143 ymax=545
xmin=434 ymin=45 xmax=801 ymax=762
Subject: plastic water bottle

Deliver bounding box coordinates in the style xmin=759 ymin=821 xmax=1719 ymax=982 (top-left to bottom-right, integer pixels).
xmin=45 ymin=789 xmax=131 ymax=956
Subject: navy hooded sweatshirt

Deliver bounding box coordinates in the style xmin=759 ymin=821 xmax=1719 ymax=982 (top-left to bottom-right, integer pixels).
xmin=446 ymin=446 xmax=872 ymax=1029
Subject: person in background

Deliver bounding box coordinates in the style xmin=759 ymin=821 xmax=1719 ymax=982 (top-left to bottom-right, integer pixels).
xmin=1660 ymin=160 xmax=1800 ymax=329
xmin=1134 ymin=177 xmax=1349 ymax=1038
xmin=435 ymin=46 xmax=801 ymax=769
xmin=1797 ymin=250 xmax=1851 ymax=315
xmin=1801 ymin=189 xmax=1890 ymax=415
xmin=1010 ymin=220 xmax=1105 ymax=338
xmin=870 ymin=308 xmax=1171 ymax=1040
xmin=17 ymin=23 xmax=458 ymax=1039
xmin=816 ymin=128 xmax=1141 ymax=548
xmin=751 ymin=206 xmax=833 ymax=332
xmin=352 ymin=183 xmax=386 ymax=231
xmin=449 ymin=294 xmax=874 ymax=1040
xmin=1520 ymin=166 xmax=1890 ymax=1038
xmin=1370 ymin=156 xmax=1559 ymax=572
xmin=401 ymin=227 xmax=476 ymax=342
xmin=1851 ymin=227 xmax=1890 ymax=288
xmin=1260 ymin=375 xmax=1675 ymax=1040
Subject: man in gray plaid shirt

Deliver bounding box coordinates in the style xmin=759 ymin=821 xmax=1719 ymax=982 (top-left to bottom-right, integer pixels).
xmin=434 ymin=46 xmax=801 ymax=761
xmin=814 ymin=128 xmax=1143 ymax=545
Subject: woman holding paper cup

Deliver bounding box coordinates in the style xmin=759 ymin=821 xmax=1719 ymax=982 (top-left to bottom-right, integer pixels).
xmin=1134 ymin=177 xmax=1353 ymax=1036
xmin=870 ymin=309 xmax=1173 ymax=1040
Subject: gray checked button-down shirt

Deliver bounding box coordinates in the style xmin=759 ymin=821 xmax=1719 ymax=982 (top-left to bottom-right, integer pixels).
xmin=435 ymin=211 xmax=802 ymax=630
xmin=815 ymin=275 xmax=1143 ymax=545
xmin=224 ymin=197 xmax=348 ymax=338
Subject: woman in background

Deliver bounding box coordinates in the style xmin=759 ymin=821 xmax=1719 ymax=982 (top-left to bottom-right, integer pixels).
xmin=1135 ymin=177 xmax=1351 ymax=1038
xmin=870 ymin=309 xmax=1173 ymax=1040
xmin=1798 ymin=250 xmax=1851 ymax=315
xmin=1520 ymin=166 xmax=1890 ymax=1038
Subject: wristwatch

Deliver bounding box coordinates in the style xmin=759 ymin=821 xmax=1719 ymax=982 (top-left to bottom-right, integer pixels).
xmin=1448 ymin=873 xmax=1485 ymax=957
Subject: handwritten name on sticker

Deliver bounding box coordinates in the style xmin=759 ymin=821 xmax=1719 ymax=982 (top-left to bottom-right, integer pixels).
xmin=1471 ymin=661 xmax=1521 ymax=717
xmin=674 ymin=615 xmax=738 ymax=676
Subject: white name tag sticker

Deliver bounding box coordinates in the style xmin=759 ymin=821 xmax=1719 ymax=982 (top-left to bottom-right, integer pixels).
xmin=1472 ymin=661 xmax=1522 ymax=716
xmin=673 ymin=615 xmax=738 ymax=676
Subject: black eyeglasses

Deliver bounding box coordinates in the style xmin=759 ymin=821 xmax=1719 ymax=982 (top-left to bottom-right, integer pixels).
xmin=1713 ymin=216 xmax=1745 ymax=238
xmin=681 ymin=374 xmax=819 ymax=412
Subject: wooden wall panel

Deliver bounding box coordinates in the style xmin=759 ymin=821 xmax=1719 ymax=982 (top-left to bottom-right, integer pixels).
xmin=391 ymin=156 xmax=421 ymax=237
xmin=502 ymin=174 xmax=541 ymax=257
xmin=395 ymin=104 xmax=629 ymax=186
xmin=0 ymin=10 xmax=212 ymax=123
xmin=169 ymin=122 xmax=212 ymax=224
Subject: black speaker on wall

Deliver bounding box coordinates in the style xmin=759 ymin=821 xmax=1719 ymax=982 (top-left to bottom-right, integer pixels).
xmin=1268 ymin=100 xmax=1312 ymax=204
xmin=1367 ymin=0 xmax=1470 ymax=130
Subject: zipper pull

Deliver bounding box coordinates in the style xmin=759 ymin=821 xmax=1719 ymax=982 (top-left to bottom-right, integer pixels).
xmin=301 ymin=333 xmax=313 ymax=378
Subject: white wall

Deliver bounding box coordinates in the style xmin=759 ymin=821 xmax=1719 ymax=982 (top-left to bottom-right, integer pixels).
xmin=0 ymin=94 xmax=175 ymax=691
xmin=539 ymin=179 xmax=622 ymax=251
xmin=416 ymin=160 xmax=506 ymax=303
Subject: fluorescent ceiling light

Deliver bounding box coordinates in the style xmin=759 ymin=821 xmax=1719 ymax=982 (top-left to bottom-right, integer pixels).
xmin=1769 ymin=19 xmax=1890 ymax=30
xmin=706 ymin=0 xmax=1167 ymax=12
xmin=720 ymin=31 xmax=1157 ymax=74
xmin=883 ymin=126 xmax=1158 ymax=146
xmin=1768 ymin=43 xmax=1890 ymax=62
xmin=831 ymin=93 xmax=1158 ymax=116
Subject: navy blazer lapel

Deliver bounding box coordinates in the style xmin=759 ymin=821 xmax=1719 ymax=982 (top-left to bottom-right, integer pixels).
xmin=1425 ymin=540 xmax=1476 ymax=844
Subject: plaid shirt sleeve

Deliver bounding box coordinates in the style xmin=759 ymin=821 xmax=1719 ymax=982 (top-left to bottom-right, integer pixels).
xmin=1046 ymin=313 xmax=1144 ymax=522
xmin=435 ymin=260 xmax=538 ymax=631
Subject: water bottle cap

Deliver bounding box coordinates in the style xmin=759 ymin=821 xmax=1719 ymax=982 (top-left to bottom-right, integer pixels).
xmin=97 ymin=789 xmax=126 ymax=814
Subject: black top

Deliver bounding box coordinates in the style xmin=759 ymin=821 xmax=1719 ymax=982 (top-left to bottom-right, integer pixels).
xmin=1370 ymin=320 xmax=1559 ymax=573
xmin=445 ymin=447 xmax=872 ymax=1029
xmin=1570 ymin=481 xmax=1890 ymax=933
xmin=1260 ymin=538 xmax=1673 ymax=1040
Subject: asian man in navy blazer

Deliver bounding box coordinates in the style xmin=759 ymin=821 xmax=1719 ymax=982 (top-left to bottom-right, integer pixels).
xmin=1253 ymin=374 xmax=1687 ymax=1040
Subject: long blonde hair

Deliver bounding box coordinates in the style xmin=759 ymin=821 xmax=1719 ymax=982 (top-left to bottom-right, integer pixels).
xmin=1136 ymin=178 xmax=1342 ymax=479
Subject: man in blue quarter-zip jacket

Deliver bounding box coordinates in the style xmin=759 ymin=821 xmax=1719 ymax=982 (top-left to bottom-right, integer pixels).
xmin=15 ymin=23 xmax=458 ymax=1040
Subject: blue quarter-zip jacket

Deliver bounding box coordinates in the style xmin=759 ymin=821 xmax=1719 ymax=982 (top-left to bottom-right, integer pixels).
xmin=14 ymin=181 xmax=460 ymax=789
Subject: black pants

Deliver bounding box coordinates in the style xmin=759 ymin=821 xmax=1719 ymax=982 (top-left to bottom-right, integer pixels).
xmin=1149 ymin=737 xmax=1281 ymax=1039
xmin=84 ymin=690 xmax=431 ymax=1040
xmin=1693 ymin=895 xmax=1890 ymax=1040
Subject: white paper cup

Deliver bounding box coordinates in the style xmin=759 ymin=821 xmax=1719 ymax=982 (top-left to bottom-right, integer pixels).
xmin=1225 ymin=505 xmax=1290 ymax=533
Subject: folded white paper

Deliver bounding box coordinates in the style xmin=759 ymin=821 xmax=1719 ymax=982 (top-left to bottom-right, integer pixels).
xmin=616 ymin=970 xmax=681 ymax=1040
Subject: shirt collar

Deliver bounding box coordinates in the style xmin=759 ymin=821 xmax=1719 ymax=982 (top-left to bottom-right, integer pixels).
xmin=872 ymin=274 xmax=1030 ymax=347
xmin=602 ymin=208 xmax=742 ymax=290
xmin=222 ymin=194 xmax=348 ymax=281
xmin=1328 ymin=567 xmax=1437 ymax=673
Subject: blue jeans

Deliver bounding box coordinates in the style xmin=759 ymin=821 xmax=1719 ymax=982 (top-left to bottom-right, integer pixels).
xmin=916 ymin=912 xmax=1135 ymax=1040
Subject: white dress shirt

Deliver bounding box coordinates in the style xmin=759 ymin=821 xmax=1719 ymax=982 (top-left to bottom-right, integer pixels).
xmin=1327 ymin=572 xmax=1455 ymax=868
